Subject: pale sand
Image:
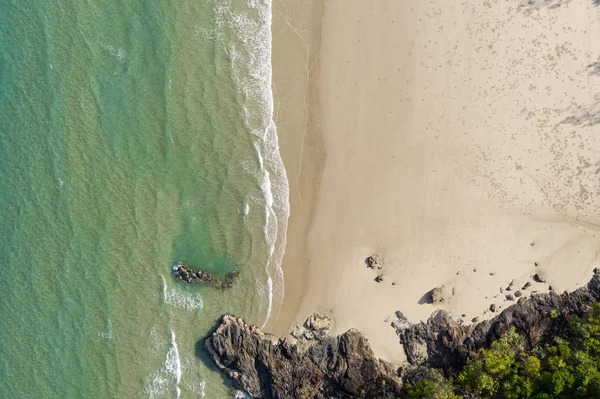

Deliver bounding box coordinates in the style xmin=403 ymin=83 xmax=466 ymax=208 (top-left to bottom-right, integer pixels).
xmin=273 ymin=0 xmax=600 ymax=364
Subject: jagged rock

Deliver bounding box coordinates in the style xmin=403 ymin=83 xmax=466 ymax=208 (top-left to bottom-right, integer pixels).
xmin=205 ymin=315 xmax=403 ymax=398
xmin=172 ymin=263 xmax=239 ymax=289
xmin=429 ymin=286 xmax=445 ymax=303
xmin=394 ymin=273 xmax=600 ymax=370
xmin=367 ymin=254 xmax=381 ymax=268
xmin=534 ymin=273 xmax=547 ymax=283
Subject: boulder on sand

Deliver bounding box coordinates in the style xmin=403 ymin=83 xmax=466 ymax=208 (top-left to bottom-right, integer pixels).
xmin=429 ymin=286 xmax=445 ymax=303
xmin=367 ymin=254 xmax=381 ymax=268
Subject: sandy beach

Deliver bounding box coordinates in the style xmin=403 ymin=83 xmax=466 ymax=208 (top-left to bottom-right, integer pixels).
xmin=273 ymin=0 xmax=600 ymax=364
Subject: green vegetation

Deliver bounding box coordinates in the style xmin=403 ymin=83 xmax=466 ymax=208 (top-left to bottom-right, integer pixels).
xmin=403 ymin=306 xmax=600 ymax=398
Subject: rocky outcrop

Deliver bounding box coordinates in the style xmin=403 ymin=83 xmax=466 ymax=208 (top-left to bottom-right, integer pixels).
xmin=204 ymin=315 xmax=402 ymax=399
xmin=395 ymin=271 xmax=600 ymax=370
xmin=172 ymin=263 xmax=238 ymax=289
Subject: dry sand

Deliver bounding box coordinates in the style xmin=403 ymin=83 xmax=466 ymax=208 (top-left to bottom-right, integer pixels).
xmin=273 ymin=0 xmax=600 ymax=364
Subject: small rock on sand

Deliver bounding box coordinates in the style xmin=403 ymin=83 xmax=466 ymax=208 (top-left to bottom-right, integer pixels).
xmin=471 ymin=317 xmax=479 ymax=323
xmin=506 ymin=294 xmax=515 ymax=301
xmin=514 ymin=291 xmax=522 ymax=298
xmin=490 ymin=304 xmax=496 ymax=312
xmin=429 ymin=286 xmax=445 ymax=303
xmin=367 ymin=254 xmax=381 ymax=268
xmin=522 ymin=282 xmax=532 ymax=290
xmin=533 ymin=273 xmax=546 ymax=283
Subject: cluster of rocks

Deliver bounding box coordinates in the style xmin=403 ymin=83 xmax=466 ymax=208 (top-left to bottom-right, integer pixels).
xmin=202 ymin=271 xmax=600 ymax=397
xmin=172 ymin=263 xmax=239 ymax=289
xmin=367 ymin=254 xmax=390 ymax=284
xmin=204 ymin=314 xmax=402 ymax=398
xmin=394 ymin=270 xmax=600 ymax=370
xmin=290 ymin=312 xmax=333 ymax=342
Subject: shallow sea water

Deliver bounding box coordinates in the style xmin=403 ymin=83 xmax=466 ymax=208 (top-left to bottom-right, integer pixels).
xmin=0 ymin=0 xmax=287 ymax=397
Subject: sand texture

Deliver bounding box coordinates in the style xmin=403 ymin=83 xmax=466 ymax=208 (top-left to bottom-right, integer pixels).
xmin=274 ymin=0 xmax=600 ymax=364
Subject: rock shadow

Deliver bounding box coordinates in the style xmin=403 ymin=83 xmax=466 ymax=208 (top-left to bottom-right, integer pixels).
xmin=419 ymin=290 xmax=434 ymax=305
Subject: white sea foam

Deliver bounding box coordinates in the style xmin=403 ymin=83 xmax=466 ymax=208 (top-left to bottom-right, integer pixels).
xmin=160 ymin=274 xmax=203 ymax=311
xmin=101 ymin=44 xmax=126 ymax=64
xmin=97 ymin=318 xmax=112 ymax=341
xmin=145 ymin=329 xmax=183 ymax=399
xmin=233 ymin=390 xmax=253 ymax=399
xmin=213 ymin=0 xmax=289 ymax=328
xmin=198 ymin=381 xmax=206 ymax=398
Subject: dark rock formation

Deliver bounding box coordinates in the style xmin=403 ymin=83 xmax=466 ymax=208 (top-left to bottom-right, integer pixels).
xmin=205 ymin=315 xmax=403 ymax=399
xmin=394 ymin=271 xmax=600 ymax=370
xmin=172 ymin=263 xmax=239 ymax=289
xmin=366 ymin=254 xmax=381 ymax=268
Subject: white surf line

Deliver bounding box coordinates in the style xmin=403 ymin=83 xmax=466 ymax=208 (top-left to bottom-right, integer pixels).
xmin=277 ymin=0 xmax=319 ymax=204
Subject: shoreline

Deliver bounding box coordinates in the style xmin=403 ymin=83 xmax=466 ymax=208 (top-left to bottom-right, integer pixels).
xmin=271 ymin=0 xmax=600 ymax=365
xmin=270 ymin=0 xmax=325 ymax=333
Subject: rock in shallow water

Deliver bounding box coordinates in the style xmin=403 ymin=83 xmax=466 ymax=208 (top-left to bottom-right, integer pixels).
xmin=172 ymin=263 xmax=238 ymax=289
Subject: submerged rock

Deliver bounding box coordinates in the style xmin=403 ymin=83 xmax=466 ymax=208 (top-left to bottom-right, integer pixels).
xmin=204 ymin=315 xmax=402 ymax=398
xmin=172 ymin=263 xmax=238 ymax=289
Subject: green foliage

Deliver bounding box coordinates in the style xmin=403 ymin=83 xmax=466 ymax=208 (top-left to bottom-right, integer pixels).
xmin=402 ymin=306 xmax=600 ymax=399
xmin=404 ymin=370 xmax=461 ymax=399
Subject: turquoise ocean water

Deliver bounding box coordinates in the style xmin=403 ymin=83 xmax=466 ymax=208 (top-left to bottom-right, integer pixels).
xmin=0 ymin=0 xmax=288 ymax=397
